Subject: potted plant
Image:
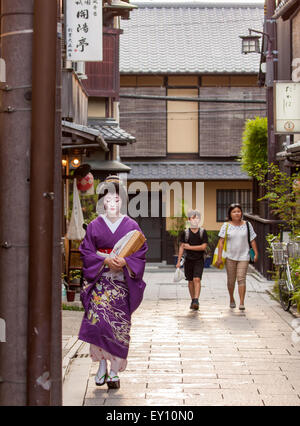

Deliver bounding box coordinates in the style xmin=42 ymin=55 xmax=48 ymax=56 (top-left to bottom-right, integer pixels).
xmin=69 ymin=269 xmax=82 ymax=283
xmin=204 ymin=231 xmax=220 ymax=268
xmin=66 ymin=269 xmax=82 ymax=301
xmin=66 ymin=287 xmax=76 ymax=302
xmin=167 ymin=200 xmax=188 ymax=264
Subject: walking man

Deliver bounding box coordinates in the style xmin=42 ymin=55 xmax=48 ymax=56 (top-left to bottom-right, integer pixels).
xmin=176 ymin=210 xmax=208 ymax=310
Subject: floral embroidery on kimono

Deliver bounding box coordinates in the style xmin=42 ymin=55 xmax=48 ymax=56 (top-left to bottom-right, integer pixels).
xmin=78 ymin=215 xmax=148 ymax=361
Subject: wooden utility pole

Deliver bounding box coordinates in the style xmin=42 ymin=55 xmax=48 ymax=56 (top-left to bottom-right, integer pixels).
xmin=27 ymin=0 xmax=58 ymax=406
xmin=0 ymin=0 xmax=61 ymax=405
xmin=0 ymin=0 xmax=34 ymax=406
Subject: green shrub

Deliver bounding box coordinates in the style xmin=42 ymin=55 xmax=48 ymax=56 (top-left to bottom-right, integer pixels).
xmin=206 ymin=231 xmax=219 ymax=257
xmin=239 ymin=116 xmax=268 ymax=177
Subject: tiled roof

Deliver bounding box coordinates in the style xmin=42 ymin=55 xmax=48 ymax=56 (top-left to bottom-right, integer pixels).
xmin=61 ymin=120 xmax=109 ymax=152
xmin=120 ymin=1 xmax=264 ymax=74
xmin=124 ymin=161 xmax=250 ymax=180
xmin=88 ymin=119 xmax=136 ymax=144
xmin=273 ymin=0 xmax=299 ymax=19
xmin=274 ymin=0 xmax=294 ymax=13
xmin=86 ymin=160 xmax=132 ymax=173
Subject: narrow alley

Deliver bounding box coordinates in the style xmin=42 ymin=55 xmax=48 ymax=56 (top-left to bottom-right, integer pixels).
xmin=63 ymin=268 xmax=300 ymax=406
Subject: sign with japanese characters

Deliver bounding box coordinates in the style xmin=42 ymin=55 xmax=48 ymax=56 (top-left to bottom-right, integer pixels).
xmin=66 ymin=0 xmax=102 ymax=62
xmin=274 ymin=81 xmax=300 ymax=134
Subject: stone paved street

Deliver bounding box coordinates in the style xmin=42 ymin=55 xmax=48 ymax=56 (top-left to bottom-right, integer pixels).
xmin=63 ymin=268 xmax=300 ymax=406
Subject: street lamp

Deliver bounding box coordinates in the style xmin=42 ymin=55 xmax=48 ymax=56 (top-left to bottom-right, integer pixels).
xmin=240 ymin=30 xmax=261 ymax=54
xmin=240 ymin=27 xmax=277 ymax=87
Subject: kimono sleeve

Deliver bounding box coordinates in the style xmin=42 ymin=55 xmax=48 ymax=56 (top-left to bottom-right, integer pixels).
xmin=79 ymin=221 xmax=105 ymax=284
xmin=124 ymin=240 xmax=148 ymax=281
xmin=122 ymin=222 xmax=148 ymax=314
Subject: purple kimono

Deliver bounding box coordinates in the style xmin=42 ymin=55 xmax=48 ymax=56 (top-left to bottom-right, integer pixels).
xmin=78 ymin=215 xmax=148 ymax=361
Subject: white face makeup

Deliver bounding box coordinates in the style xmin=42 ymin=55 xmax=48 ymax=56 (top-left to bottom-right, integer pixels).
xmin=188 ymin=215 xmax=201 ymax=229
xmin=103 ymin=193 xmax=122 ymax=218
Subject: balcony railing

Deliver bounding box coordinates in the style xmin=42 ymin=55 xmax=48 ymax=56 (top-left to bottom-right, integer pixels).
xmin=244 ymin=213 xmax=285 ymax=279
xmin=62 ymin=69 xmax=88 ymax=125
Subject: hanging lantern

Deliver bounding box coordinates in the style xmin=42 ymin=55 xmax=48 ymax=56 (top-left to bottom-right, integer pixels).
xmin=77 ymin=172 xmax=94 ymax=193
xmin=71 ymin=157 xmax=81 ymax=168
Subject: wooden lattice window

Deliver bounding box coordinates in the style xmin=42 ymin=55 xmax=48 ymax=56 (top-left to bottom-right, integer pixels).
xmin=216 ymin=189 xmax=252 ymax=222
xmin=82 ymin=27 xmax=121 ymax=99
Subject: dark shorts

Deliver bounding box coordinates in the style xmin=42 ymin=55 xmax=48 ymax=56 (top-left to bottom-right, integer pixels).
xmin=184 ymin=258 xmax=204 ymax=281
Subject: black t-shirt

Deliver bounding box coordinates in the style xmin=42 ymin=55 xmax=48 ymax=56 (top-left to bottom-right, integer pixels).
xmin=179 ymin=228 xmax=208 ymax=261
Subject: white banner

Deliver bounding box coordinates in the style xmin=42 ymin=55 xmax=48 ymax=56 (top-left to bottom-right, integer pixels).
xmin=66 ymin=0 xmax=102 ymax=62
xmin=66 ymin=178 xmax=86 ymax=241
xmin=274 ymin=81 xmax=300 ymax=134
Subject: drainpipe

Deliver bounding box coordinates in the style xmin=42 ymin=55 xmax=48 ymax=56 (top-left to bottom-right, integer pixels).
xmin=27 ymin=0 xmax=57 ymax=406
xmin=265 ymin=0 xmax=277 ymax=166
xmin=265 ymin=0 xmax=277 ymax=221
xmin=50 ymin=0 xmax=62 ymax=406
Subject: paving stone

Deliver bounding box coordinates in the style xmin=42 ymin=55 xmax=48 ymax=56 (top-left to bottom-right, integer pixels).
xmin=104 ymin=398 xmax=147 ymax=406
xmin=256 ymin=383 xmax=297 ymax=395
xmin=251 ymin=375 xmax=289 ymax=384
xmin=184 ymin=391 xmax=223 ymax=405
xmin=221 ymin=389 xmax=263 ymax=405
xmin=144 ymin=398 xmax=184 ymax=406
xmin=84 ymin=398 xmax=106 ymax=406
xmin=262 ymin=395 xmax=300 ymax=406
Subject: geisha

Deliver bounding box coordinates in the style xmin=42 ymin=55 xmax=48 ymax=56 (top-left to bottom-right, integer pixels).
xmin=78 ymin=176 xmax=148 ymax=389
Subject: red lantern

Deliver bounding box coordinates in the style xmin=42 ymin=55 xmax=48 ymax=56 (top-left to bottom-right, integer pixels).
xmin=77 ymin=172 xmax=94 ymax=192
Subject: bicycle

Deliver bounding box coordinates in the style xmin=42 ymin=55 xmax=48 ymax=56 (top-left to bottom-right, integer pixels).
xmin=271 ymin=236 xmax=300 ymax=311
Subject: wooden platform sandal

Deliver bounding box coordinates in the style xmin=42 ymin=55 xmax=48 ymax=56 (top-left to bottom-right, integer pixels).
xmin=106 ymin=375 xmax=120 ymax=389
xmin=95 ymin=371 xmax=108 ymax=386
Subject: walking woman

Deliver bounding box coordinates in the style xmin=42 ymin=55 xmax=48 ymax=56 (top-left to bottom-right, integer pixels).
xmin=78 ymin=176 xmax=148 ymax=388
xmin=215 ymin=203 xmax=258 ymax=311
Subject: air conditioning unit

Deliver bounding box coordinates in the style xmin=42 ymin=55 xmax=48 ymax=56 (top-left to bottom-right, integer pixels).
xmin=73 ymin=61 xmax=87 ymax=80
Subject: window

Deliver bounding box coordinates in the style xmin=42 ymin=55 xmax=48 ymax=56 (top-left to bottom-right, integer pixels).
xmin=167 ymin=88 xmax=198 ymax=154
xmin=217 ymin=189 xmax=252 ymax=222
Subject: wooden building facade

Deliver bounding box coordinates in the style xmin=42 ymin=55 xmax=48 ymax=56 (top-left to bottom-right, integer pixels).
xmin=117 ymin=1 xmax=267 ymax=263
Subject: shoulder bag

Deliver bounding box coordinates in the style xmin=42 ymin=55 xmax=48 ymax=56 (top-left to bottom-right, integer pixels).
xmin=212 ymin=223 xmax=228 ymax=269
xmin=246 ymin=221 xmax=255 ymax=264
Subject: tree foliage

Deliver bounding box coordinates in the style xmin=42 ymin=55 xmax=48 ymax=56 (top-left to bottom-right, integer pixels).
xmin=255 ymin=163 xmax=300 ymax=235
xmin=239 ymin=116 xmax=268 ymax=177
xmin=167 ymin=200 xmax=188 ymax=255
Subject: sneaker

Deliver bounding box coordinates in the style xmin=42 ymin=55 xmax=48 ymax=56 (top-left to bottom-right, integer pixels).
xmin=191 ymin=299 xmax=199 ymax=310
xmin=239 ymin=304 xmax=245 ymax=311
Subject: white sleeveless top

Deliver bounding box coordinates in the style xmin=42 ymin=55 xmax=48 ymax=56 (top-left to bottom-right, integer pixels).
xmin=218 ymin=221 xmax=256 ymax=261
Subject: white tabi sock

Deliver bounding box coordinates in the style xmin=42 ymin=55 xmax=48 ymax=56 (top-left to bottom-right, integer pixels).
xmin=95 ymin=359 xmax=107 ymax=383
xmin=108 ymin=369 xmax=119 ymax=381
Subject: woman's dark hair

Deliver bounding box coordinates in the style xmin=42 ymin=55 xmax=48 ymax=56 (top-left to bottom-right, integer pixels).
xmin=227 ymin=203 xmax=243 ymax=221
xmin=96 ymin=175 xmax=128 ymax=213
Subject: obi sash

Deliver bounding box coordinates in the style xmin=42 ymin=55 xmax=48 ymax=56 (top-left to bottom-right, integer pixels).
xmin=98 ymin=248 xmax=113 ymax=254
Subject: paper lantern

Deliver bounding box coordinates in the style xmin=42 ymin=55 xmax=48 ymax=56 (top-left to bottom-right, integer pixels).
xmin=77 ymin=172 xmax=94 ymax=192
